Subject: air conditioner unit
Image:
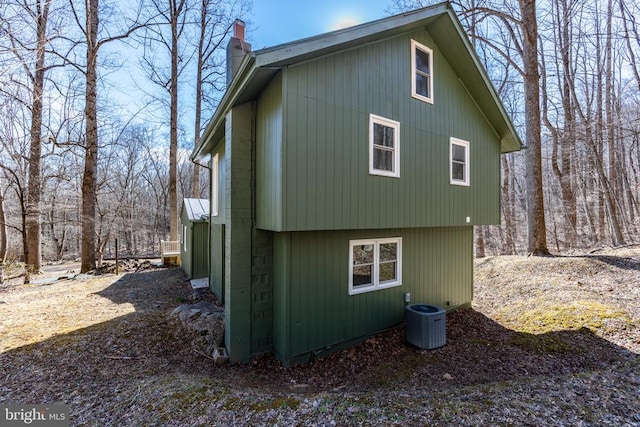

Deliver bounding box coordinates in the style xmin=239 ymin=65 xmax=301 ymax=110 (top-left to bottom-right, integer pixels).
xmin=405 ymin=304 xmax=446 ymax=349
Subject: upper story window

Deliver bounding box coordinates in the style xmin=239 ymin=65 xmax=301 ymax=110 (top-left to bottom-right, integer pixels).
xmin=411 ymin=39 xmax=433 ymax=104
xmin=349 ymin=237 xmax=402 ymax=295
xmin=450 ymin=137 xmax=470 ymax=186
xmin=369 ymin=114 xmax=400 ymax=178
xmin=211 ymin=153 xmax=219 ymax=216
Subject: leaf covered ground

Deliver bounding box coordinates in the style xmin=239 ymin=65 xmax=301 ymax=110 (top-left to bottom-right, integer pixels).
xmin=1 ymin=249 xmax=639 ymax=426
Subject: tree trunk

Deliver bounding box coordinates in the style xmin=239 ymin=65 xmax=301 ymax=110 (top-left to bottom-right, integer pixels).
xmin=475 ymin=226 xmax=485 ymax=258
xmin=25 ymin=0 xmax=50 ymax=275
xmin=520 ymin=0 xmax=549 ymax=255
xmin=81 ymin=0 xmax=99 ymax=273
xmin=0 ymin=188 xmax=6 ymax=284
xmin=558 ymin=0 xmax=577 ymax=247
xmin=603 ymin=0 xmax=625 ymax=246
xmin=501 ymin=155 xmax=516 ymax=254
xmin=168 ymin=1 xmax=184 ymax=242
xmin=0 ymin=189 xmax=7 ymax=263
xmin=191 ymin=15 xmax=204 ymax=200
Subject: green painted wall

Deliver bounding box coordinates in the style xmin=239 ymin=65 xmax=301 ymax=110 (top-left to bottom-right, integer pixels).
xmin=223 ymin=102 xmax=255 ymax=363
xmin=180 ymin=209 xmax=209 ymax=279
xmin=273 ymin=226 xmax=473 ymax=364
xmin=255 ymin=29 xmax=502 ymax=232
xmin=250 ymin=229 xmax=274 ymax=354
xmin=209 ymin=140 xmax=226 ymax=300
xmin=191 ymin=221 xmax=210 ymax=278
xmin=256 ymin=73 xmax=284 ymax=231
xmin=209 ymin=103 xmax=276 ymax=359
xmin=210 ymin=224 xmax=225 ymax=300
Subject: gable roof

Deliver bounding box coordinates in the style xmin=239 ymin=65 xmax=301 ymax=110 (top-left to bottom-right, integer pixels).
xmin=192 ymin=1 xmax=522 ymax=160
xmin=182 ymin=198 xmax=210 ymax=222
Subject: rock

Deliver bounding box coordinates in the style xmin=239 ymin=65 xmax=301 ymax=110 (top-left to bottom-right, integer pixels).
xmin=443 ymin=373 xmax=454 ymax=381
xmin=171 ymin=301 xmax=225 ymax=356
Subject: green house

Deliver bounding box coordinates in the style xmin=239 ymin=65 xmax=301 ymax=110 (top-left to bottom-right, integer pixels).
xmin=191 ymin=2 xmax=522 ymax=365
xmin=180 ymin=198 xmax=210 ymax=280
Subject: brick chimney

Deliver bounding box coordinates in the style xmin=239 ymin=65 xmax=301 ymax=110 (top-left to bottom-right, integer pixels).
xmin=226 ymin=19 xmax=252 ymax=87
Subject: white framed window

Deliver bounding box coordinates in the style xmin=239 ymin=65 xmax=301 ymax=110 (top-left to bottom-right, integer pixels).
xmin=211 ymin=153 xmax=219 ymax=216
xmin=182 ymin=225 xmax=187 ymax=251
xmin=411 ymin=39 xmax=433 ymax=104
xmin=450 ymin=137 xmax=470 ymax=186
xmin=369 ymin=114 xmax=400 ymax=178
xmin=349 ymin=237 xmax=402 ymax=295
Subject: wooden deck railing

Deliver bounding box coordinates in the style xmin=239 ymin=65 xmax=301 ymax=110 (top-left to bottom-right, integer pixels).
xmin=161 ymin=240 xmax=180 ymax=265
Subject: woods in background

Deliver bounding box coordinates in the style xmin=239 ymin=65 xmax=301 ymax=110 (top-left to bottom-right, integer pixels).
xmin=1 ymin=0 xmax=639 ymax=270
xmin=0 ymin=0 xmax=248 ymax=273
xmin=393 ymin=0 xmax=640 ymax=255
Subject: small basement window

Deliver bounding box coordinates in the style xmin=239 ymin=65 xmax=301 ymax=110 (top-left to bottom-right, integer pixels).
xmin=369 ymin=114 xmax=400 ymax=178
xmin=411 ymin=39 xmax=433 ymax=104
xmin=349 ymin=237 xmax=402 ymax=295
xmin=450 ymin=137 xmax=470 ymax=186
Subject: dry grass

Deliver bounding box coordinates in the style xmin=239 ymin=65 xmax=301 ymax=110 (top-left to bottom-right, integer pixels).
xmin=1 ymin=249 xmax=639 ymax=426
xmin=474 ymin=248 xmax=640 ymax=353
xmin=0 ymin=275 xmax=134 ymax=352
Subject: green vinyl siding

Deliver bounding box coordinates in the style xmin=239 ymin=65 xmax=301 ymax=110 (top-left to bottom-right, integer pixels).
xmin=180 ymin=206 xmax=209 ymax=279
xmin=272 ymin=29 xmax=500 ymax=232
xmin=256 ymin=73 xmax=284 ymax=231
xmin=210 ymin=224 xmax=224 ymax=299
xmin=191 ymin=221 xmax=210 ymax=278
xmin=273 ymin=226 xmax=472 ymax=364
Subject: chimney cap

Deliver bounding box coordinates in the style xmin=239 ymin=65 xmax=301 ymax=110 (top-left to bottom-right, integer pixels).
xmin=233 ymin=19 xmax=246 ymax=41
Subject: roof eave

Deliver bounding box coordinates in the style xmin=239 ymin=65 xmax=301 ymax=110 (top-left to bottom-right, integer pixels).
xmin=193 ymin=1 xmax=522 ymax=158
xmin=427 ymin=10 xmax=523 ymax=153
xmin=253 ymin=2 xmax=450 ymax=68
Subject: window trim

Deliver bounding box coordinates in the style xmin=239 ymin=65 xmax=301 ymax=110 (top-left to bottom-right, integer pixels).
xmin=211 ymin=153 xmax=219 ymax=216
xmin=348 ymin=237 xmax=402 ymax=295
xmin=450 ymin=137 xmax=470 ymax=186
xmin=411 ymin=39 xmax=434 ymax=104
xmin=369 ymin=114 xmax=400 ymax=178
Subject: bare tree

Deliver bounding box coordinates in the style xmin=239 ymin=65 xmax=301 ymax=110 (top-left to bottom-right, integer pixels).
xmin=0 ymin=0 xmax=61 ymax=278
xmin=190 ymin=0 xmax=248 ymax=198
xmin=67 ymin=0 xmax=146 ymax=272
xmin=392 ymin=0 xmax=549 ymax=254
xmin=0 ymin=87 xmax=33 ymax=269
xmin=139 ymin=0 xmax=192 ymax=242
xmin=540 ymin=0 xmax=577 ymax=247
xmin=0 ymin=181 xmax=8 ymax=282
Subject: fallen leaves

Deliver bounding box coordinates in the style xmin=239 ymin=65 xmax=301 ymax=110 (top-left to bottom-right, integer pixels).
xmin=0 ymin=248 xmax=639 ymax=425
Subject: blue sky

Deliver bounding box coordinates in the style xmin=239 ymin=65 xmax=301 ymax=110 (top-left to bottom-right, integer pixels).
xmin=105 ymin=0 xmax=398 ymax=137
xmin=248 ymin=0 xmax=395 ymax=49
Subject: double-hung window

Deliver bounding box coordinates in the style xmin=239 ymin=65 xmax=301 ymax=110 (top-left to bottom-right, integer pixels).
xmin=411 ymin=39 xmax=433 ymax=103
xmin=349 ymin=237 xmax=402 ymax=295
xmin=450 ymin=137 xmax=470 ymax=186
xmin=369 ymin=114 xmax=400 ymax=178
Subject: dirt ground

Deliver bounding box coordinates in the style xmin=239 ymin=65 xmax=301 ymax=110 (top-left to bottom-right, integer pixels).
xmin=1 ymin=249 xmax=639 ymax=426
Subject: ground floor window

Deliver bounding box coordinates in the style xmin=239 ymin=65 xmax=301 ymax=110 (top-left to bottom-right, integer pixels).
xmin=349 ymin=237 xmax=402 ymax=295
